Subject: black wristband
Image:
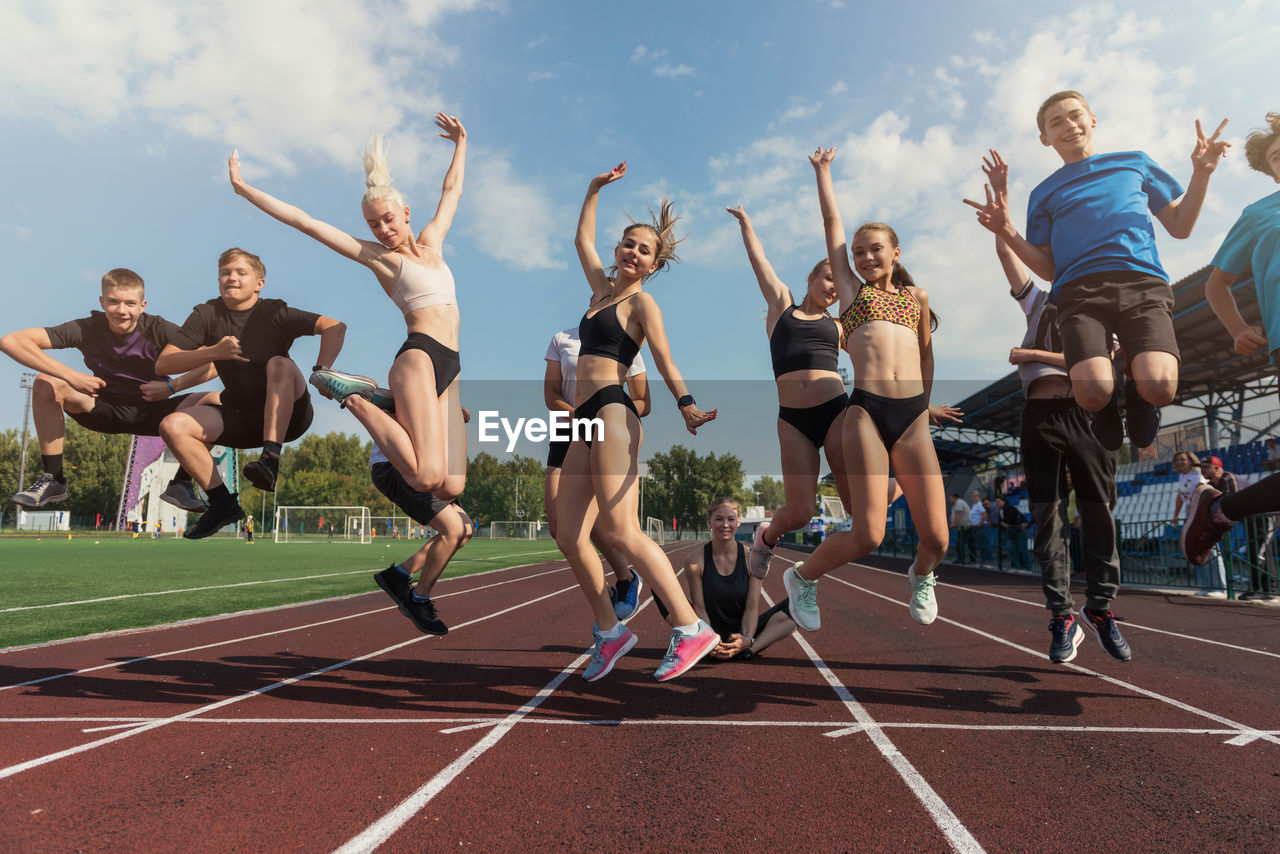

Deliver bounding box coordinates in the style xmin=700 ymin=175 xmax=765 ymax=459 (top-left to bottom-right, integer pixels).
xmin=312 ymin=364 xmax=328 ymax=373
xmin=677 ymin=394 xmax=694 ymax=408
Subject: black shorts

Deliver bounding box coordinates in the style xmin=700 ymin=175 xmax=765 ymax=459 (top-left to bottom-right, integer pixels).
xmin=211 ymin=391 xmax=314 ymax=449
xmin=69 ymin=394 xmax=191 ymax=436
xmin=370 ymin=461 xmax=456 ymax=525
xmin=573 ymin=385 xmax=637 ymax=448
xmin=395 ymin=333 xmax=460 ymax=397
xmin=1056 ymin=272 xmax=1179 ymax=368
xmin=546 ymin=438 xmax=570 ymax=469
xmin=778 ymin=394 xmax=847 ymax=449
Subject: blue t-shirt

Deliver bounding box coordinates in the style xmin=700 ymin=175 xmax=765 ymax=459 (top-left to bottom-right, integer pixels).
xmin=1026 ymin=151 xmax=1183 ymax=294
xmin=1211 ymin=188 xmax=1280 ymax=361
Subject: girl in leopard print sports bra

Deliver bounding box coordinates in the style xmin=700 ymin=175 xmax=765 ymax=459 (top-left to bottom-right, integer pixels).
xmin=782 ymin=145 xmax=953 ymax=635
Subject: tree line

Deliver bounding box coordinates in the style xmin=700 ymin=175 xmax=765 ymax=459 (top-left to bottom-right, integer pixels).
xmin=2 ymin=428 xmax=799 ymax=532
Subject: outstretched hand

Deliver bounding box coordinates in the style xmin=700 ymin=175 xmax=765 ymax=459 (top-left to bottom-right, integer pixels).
xmin=982 ymin=149 xmax=1009 ymax=198
xmin=962 ymin=183 xmax=1013 ymax=236
xmin=681 ymin=405 xmax=718 ymax=435
xmin=228 ymin=150 xmax=245 ymax=191
xmin=1191 ymin=118 xmax=1231 ymax=175
xmin=725 ymin=204 xmax=750 ymax=225
xmin=589 ymin=162 xmax=627 ymax=190
xmin=809 ymin=146 xmax=837 ymax=170
xmin=434 ymin=112 xmax=466 ymax=144
xmin=929 ymin=404 xmax=963 ymax=426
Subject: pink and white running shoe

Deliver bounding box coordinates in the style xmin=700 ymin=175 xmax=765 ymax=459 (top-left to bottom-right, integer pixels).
xmin=653 ymin=621 xmax=719 ymax=682
xmin=582 ymin=625 xmax=638 ymax=682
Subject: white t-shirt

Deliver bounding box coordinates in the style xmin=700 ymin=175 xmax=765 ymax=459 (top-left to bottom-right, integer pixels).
xmin=545 ymin=326 xmax=646 ymax=405
xmin=1177 ymin=469 xmax=1207 ymax=506
xmin=950 ymin=498 xmax=971 ymax=527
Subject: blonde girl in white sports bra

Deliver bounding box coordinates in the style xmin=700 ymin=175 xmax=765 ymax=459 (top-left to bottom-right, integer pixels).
xmin=228 ymin=113 xmax=467 ymax=499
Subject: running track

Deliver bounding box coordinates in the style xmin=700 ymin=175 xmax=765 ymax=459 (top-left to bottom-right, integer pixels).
xmin=2 ymin=546 xmax=1277 ymax=852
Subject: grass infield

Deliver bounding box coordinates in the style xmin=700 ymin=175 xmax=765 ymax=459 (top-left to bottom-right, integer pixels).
xmin=0 ymin=536 xmax=563 ymax=650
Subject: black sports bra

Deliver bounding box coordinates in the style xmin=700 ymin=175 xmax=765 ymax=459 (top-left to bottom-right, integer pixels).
xmin=579 ymin=294 xmax=642 ymax=366
xmin=769 ymin=304 xmax=840 ymax=378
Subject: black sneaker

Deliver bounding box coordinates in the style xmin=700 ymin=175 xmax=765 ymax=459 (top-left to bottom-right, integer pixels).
xmin=244 ymin=454 xmax=279 ymax=492
xmin=159 ymin=479 xmax=208 ymax=512
xmin=402 ymin=594 xmax=448 ymax=635
xmin=1079 ymin=606 xmax=1132 ymax=661
xmin=183 ymin=498 xmax=246 ymax=539
xmin=1089 ymin=391 xmax=1124 ymax=452
xmin=1048 ymin=614 xmax=1084 ymax=663
xmin=374 ymin=565 xmax=412 ymax=605
xmin=11 ymin=472 xmax=68 ymax=508
xmin=1123 ymin=377 xmax=1161 ymax=449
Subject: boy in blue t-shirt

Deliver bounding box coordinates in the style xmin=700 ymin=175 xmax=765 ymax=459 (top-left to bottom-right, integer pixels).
xmin=966 ymin=90 xmax=1230 ymax=450
xmin=1185 ymin=112 xmax=1280 ymax=570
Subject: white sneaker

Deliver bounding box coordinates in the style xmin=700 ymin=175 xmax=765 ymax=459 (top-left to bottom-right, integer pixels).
xmin=783 ymin=564 xmax=820 ymax=630
xmin=907 ymin=563 xmax=938 ymax=625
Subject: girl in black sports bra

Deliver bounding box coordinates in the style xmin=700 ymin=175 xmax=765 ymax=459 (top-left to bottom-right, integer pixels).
xmin=555 ymin=162 xmax=720 ymax=684
xmin=228 ymin=113 xmax=469 ymax=502
xmin=726 ymin=205 xmax=851 ymax=580
xmin=782 ymin=146 xmax=959 ymax=635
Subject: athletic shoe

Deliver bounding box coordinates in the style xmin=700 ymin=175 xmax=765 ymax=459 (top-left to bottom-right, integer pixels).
xmin=401 ymin=594 xmax=448 ymax=635
xmin=653 ymin=621 xmax=719 ymax=682
xmin=183 ymin=498 xmax=246 ymax=539
xmin=613 ymin=573 xmax=642 ymax=620
xmin=1089 ymin=391 xmax=1124 ymax=452
xmin=243 ymin=454 xmax=279 ymax=493
xmin=11 ymin=472 xmax=68 ymax=508
xmin=159 ymin=479 xmax=207 ymax=513
xmin=309 ymin=369 xmax=376 ymax=406
xmin=582 ymin=625 xmax=638 ymax=681
xmin=1181 ymin=484 xmax=1232 ymax=567
xmin=783 ymin=564 xmax=820 ymax=631
xmin=374 ymin=565 xmax=411 ymax=605
xmin=1079 ymin=606 xmax=1132 ymax=662
xmin=370 ymin=387 xmax=396 ymax=413
xmin=1048 ymin=614 xmax=1084 ymax=663
xmin=1123 ymin=377 xmax=1160 ymax=449
xmin=907 ymin=563 xmax=938 ymax=625
xmin=748 ymin=522 xmax=775 ymax=579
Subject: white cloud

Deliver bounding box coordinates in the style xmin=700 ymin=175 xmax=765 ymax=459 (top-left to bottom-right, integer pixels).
xmin=780 ymin=100 xmax=822 ymax=123
xmin=829 ymin=81 xmax=848 ymax=96
xmin=653 ymin=64 xmax=696 ymax=79
xmin=527 ymin=70 xmax=556 ymax=82
xmin=463 ymin=154 xmax=568 ymax=271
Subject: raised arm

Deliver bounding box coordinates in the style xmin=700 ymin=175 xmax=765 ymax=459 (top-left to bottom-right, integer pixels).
xmin=1205 ymin=266 xmax=1269 ymax=355
xmin=963 ymin=149 xmax=1056 ymax=282
xmin=1155 ymin=119 xmax=1230 ymax=240
xmin=725 ymin=205 xmax=792 ymax=321
xmin=416 ymin=113 xmax=467 ymax=249
xmin=228 ymin=152 xmax=383 ymax=268
xmin=575 ymin=163 xmax=627 ymax=299
xmin=809 ymin=147 xmax=859 ymax=305
xmin=0 ymin=328 xmax=104 ymax=396
xmin=631 ymin=293 xmax=717 ymax=435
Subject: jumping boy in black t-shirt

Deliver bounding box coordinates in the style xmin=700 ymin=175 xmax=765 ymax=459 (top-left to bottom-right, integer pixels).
xmin=155 ymin=248 xmax=347 ymax=539
xmin=0 ymin=268 xmax=219 ymax=511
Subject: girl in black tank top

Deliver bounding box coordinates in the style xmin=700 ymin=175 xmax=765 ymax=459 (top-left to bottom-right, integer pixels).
xmin=683 ymin=498 xmax=796 ymax=659
xmin=554 ymin=163 xmax=721 ymax=684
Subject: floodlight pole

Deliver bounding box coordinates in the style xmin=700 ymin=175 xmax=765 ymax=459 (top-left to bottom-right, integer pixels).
xmin=17 ymin=372 xmax=36 ymax=503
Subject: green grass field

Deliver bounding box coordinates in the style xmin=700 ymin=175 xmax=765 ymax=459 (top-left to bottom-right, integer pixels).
xmin=0 ymin=536 xmax=563 ymax=649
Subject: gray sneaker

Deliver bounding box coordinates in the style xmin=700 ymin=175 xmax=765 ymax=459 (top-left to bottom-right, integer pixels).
xmin=783 ymin=564 xmax=821 ymax=630
xmin=309 ymin=369 xmax=376 ymax=406
xmin=159 ymin=480 xmax=208 ymax=513
xmin=12 ymin=472 xmax=68 ymax=508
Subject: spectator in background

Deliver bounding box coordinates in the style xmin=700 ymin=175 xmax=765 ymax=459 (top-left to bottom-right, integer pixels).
xmin=1263 ymin=437 xmax=1280 ymax=472
xmin=993 ymin=468 xmax=1008 ymax=499
xmin=995 ymin=495 xmax=1030 ymax=569
xmin=1200 ymin=455 xmax=1274 ymax=600
xmin=1171 ymin=450 xmax=1226 ymax=596
xmin=972 ymin=493 xmax=994 ymax=568
xmin=949 ymin=492 xmax=972 ymax=563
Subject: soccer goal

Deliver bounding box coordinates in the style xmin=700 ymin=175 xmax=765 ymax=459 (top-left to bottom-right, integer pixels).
xmin=489 ymin=520 xmax=537 ymax=539
xmin=274 ymin=506 xmax=371 ymax=544
xmin=819 ymin=494 xmax=848 ymax=521
xmin=646 ymin=516 xmax=666 ymax=544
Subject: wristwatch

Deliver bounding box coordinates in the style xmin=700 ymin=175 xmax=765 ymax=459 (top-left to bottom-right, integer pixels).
xmin=677 ymin=394 xmax=695 ymax=408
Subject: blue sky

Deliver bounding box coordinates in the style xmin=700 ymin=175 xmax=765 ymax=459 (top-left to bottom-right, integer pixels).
xmin=1 ymin=0 xmax=1276 ymax=477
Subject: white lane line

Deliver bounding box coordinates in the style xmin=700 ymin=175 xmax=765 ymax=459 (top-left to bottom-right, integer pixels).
xmin=0 ymin=563 xmax=576 ymax=691
xmin=823 ymin=573 xmax=1280 ymax=748
xmin=332 ymin=657 xmax=587 ymax=854
xmin=0 ymin=583 xmax=581 ymax=783
xmin=0 ymin=547 xmax=564 ymax=614
xmin=785 ymin=612 xmax=985 ymax=853
xmin=847 ymin=558 xmax=1280 ymax=660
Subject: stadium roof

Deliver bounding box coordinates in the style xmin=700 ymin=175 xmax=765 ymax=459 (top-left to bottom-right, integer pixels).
xmin=937 ymin=267 xmax=1272 ymax=443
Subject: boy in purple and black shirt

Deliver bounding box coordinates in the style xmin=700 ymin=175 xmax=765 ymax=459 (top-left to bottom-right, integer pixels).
xmin=967 ymin=90 xmax=1230 ymax=451
xmin=0 ymin=268 xmax=219 ymax=510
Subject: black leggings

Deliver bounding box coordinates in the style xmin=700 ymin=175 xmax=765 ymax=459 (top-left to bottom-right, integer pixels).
xmin=395 ymin=333 xmax=460 ymax=397
xmin=1221 ymin=474 xmax=1280 ymax=521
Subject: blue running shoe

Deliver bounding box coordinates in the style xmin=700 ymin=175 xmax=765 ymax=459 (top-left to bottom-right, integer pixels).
xmin=613 ymin=572 xmax=642 ymax=620
xmin=309 ymin=369 xmax=376 ymax=407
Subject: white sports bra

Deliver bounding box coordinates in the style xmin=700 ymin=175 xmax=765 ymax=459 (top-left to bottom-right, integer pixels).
xmin=389 ymin=246 xmax=456 ymax=315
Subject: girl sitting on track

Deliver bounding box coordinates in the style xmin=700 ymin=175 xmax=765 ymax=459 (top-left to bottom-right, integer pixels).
xmin=683 ymin=497 xmax=797 ymax=660
xmin=229 ymin=113 xmax=468 ymax=499
xmin=783 ymin=146 xmax=950 ymax=631
xmin=724 ymin=205 xmax=850 ymax=579
xmin=557 ymin=161 xmax=720 ymax=682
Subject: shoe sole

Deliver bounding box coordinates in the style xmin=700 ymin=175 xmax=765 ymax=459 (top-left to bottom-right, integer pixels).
xmin=182 ymin=507 xmax=246 ymax=539
xmin=244 ymin=465 xmax=277 ymax=493
xmin=584 ymin=631 xmax=638 ymax=682
xmin=783 ymin=566 xmax=820 ymax=631
xmin=1050 ymin=623 xmax=1085 ymax=664
xmin=1078 ymin=608 xmax=1132 ymax=662
xmin=12 ymin=491 xmax=69 ymax=509
xmin=654 ymin=630 xmax=719 ymax=682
